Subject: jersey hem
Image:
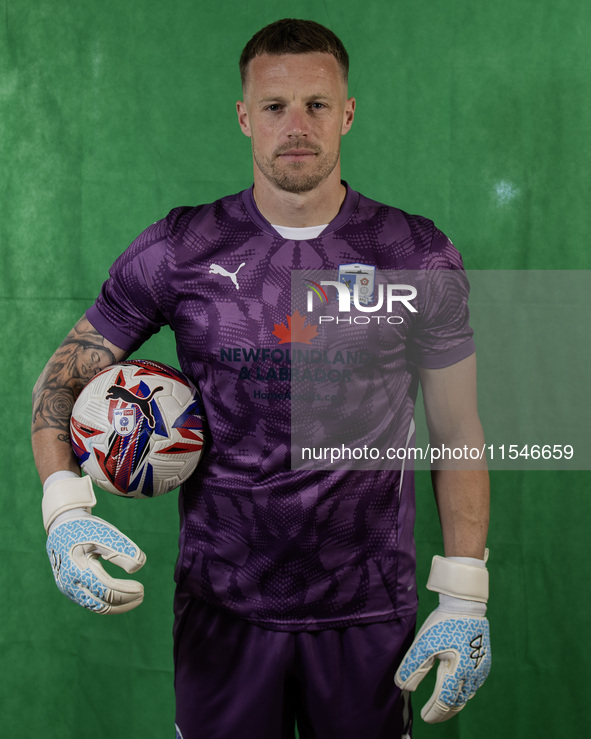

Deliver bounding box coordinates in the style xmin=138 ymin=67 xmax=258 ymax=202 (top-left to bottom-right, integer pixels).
xmin=174 ymin=591 xmax=419 ymax=632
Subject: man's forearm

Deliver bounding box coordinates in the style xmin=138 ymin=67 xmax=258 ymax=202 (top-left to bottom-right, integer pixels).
xmin=431 ymin=468 xmax=490 ymax=558
xmin=32 ymin=367 xmax=84 ymax=484
xmin=32 ymin=368 xmax=82 ymax=484
xmin=32 ymin=428 xmax=81 ymax=485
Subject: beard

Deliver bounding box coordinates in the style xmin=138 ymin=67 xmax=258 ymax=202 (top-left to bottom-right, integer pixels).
xmin=252 ymin=141 xmax=341 ymax=194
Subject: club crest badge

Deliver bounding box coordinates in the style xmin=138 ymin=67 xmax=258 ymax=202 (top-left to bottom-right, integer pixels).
xmin=113 ymin=408 xmax=137 ymax=436
xmin=338 ymin=264 xmax=376 ymax=305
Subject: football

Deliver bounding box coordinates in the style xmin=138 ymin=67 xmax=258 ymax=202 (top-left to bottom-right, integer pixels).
xmin=70 ymin=360 xmax=205 ymax=498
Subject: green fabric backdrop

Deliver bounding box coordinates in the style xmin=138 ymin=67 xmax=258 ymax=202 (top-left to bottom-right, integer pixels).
xmin=2 ymin=0 xmax=589 ymax=736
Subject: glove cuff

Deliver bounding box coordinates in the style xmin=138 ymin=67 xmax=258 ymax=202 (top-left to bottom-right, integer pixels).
xmin=42 ymin=475 xmax=97 ymax=533
xmin=426 ymin=552 xmax=489 ymax=603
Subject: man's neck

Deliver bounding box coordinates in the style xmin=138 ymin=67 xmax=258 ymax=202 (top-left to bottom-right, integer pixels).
xmin=252 ymin=170 xmax=346 ymax=228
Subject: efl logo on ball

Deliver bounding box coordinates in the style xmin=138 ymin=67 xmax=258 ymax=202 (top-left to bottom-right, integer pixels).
xmin=113 ymin=408 xmax=136 ymax=436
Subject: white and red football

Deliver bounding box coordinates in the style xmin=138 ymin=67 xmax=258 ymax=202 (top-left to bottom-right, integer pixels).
xmin=70 ymin=360 xmax=205 ymax=498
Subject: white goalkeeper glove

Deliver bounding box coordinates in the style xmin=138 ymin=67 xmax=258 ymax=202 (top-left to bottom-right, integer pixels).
xmin=395 ymin=553 xmax=491 ymax=723
xmin=43 ymin=472 xmax=146 ymax=614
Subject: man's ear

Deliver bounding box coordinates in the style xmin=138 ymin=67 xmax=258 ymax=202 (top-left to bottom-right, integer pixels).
xmin=236 ymin=100 xmax=252 ymax=137
xmin=341 ymin=97 xmax=356 ymax=136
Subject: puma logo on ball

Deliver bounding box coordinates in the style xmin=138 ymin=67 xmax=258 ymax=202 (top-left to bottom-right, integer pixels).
xmin=105 ymin=385 xmax=163 ymax=428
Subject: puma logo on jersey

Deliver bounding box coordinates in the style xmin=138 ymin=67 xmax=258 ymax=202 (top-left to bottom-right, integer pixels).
xmin=209 ymin=262 xmax=245 ymax=290
xmin=105 ymin=385 xmax=163 ymax=428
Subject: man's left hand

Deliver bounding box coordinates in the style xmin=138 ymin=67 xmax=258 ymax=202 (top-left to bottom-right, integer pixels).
xmin=395 ymin=554 xmax=491 ymax=723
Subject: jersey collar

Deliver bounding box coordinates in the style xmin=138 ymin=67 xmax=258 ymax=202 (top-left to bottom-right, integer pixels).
xmin=241 ymin=182 xmax=360 ymax=238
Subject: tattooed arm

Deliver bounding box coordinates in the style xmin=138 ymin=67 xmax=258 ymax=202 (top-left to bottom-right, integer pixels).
xmin=32 ymin=316 xmax=130 ymax=484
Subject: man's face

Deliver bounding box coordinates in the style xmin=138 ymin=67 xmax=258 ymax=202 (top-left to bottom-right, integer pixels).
xmin=237 ymin=52 xmax=355 ymax=194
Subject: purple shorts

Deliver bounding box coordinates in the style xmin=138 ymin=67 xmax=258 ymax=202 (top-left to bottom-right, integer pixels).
xmin=173 ymin=590 xmax=416 ymax=739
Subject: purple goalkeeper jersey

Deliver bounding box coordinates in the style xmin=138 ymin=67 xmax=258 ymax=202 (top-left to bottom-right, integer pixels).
xmin=86 ymin=184 xmax=475 ymax=630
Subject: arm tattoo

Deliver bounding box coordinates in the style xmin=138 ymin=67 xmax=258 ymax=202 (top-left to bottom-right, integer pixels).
xmin=32 ymin=318 xmax=121 ymax=438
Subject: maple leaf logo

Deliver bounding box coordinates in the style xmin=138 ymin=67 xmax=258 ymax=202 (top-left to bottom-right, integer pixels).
xmin=272 ymin=310 xmax=318 ymax=344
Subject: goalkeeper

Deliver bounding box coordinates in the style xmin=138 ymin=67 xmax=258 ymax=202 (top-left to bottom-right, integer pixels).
xmin=32 ymin=18 xmax=490 ymax=739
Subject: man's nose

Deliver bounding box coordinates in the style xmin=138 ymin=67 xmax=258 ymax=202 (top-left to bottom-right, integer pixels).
xmin=285 ymin=107 xmax=308 ymax=137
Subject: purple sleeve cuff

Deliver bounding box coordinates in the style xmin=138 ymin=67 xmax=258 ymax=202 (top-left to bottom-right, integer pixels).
xmin=413 ymin=337 xmax=476 ymax=369
xmin=86 ymin=304 xmax=145 ymax=352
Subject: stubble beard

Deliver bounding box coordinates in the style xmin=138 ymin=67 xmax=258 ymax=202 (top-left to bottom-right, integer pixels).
xmin=253 ymin=143 xmax=341 ymax=194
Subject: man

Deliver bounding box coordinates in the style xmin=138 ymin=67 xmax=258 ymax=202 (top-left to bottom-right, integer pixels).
xmin=32 ymin=18 xmax=490 ymax=739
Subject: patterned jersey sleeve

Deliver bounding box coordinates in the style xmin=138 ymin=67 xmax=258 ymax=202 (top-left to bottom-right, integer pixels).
xmin=86 ymin=214 xmax=175 ymax=351
xmin=408 ymin=227 xmax=476 ymax=369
